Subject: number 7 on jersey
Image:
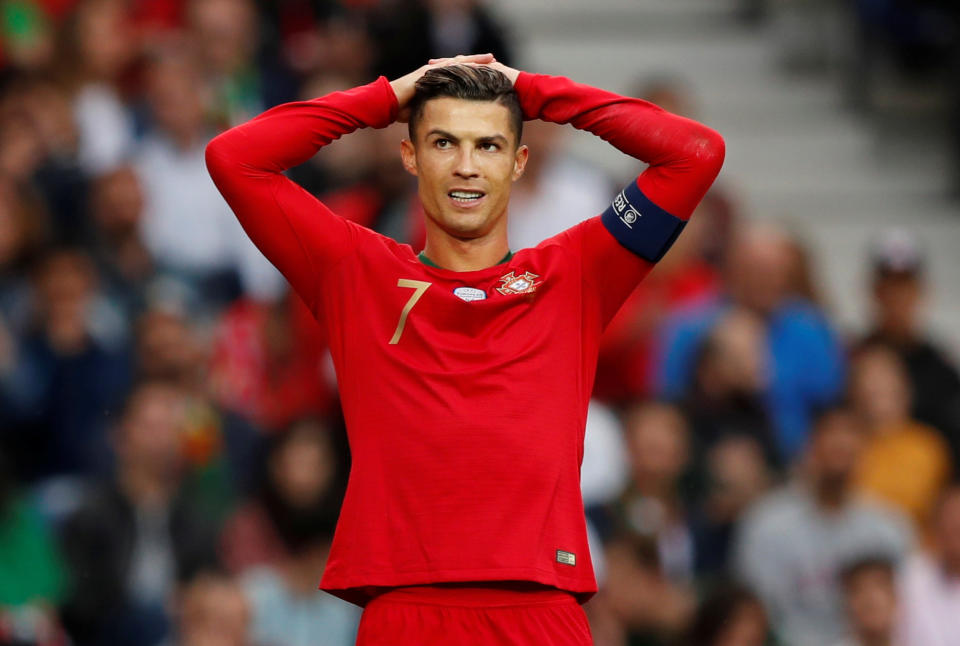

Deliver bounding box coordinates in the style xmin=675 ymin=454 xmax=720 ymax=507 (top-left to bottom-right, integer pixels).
xmin=389 ymin=279 xmax=432 ymax=344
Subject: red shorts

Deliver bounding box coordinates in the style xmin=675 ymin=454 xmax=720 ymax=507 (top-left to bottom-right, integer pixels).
xmin=355 ymin=584 xmax=594 ymax=645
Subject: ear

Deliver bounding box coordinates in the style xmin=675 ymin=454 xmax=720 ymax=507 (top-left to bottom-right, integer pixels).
xmin=511 ymin=144 xmax=529 ymax=182
xmin=400 ymin=138 xmax=418 ymax=177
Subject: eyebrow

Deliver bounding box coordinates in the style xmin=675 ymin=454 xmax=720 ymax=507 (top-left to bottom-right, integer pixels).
xmin=425 ymin=129 xmax=510 ymax=146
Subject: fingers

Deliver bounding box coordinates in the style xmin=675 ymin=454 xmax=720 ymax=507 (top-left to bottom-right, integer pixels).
xmin=427 ymin=53 xmax=495 ymax=66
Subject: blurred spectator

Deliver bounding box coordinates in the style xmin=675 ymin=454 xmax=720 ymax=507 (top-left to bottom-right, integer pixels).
xmin=782 ymin=227 xmax=826 ymax=307
xmin=603 ymin=535 xmax=694 ymax=645
xmin=690 ymin=435 xmax=771 ymax=579
xmin=58 ymin=0 xmax=137 ymax=175
xmin=135 ymin=305 xmax=205 ymax=386
xmin=656 ymin=223 xmax=846 ymax=460
xmin=59 ymin=380 xmax=219 ymax=646
xmin=0 ymin=247 xmax=130 ymax=483
xmin=898 ymin=484 xmax=960 ymax=646
xmin=135 ymin=305 xmax=261 ymax=519
xmin=857 ymin=228 xmax=960 ymax=465
xmin=506 ymin=120 xmax=611 ymax=249
xmin=242 ymin=537 xmax=360 ymax=646
xmin=188 ymin=0 xmax=296 ymax=128
xmin=681 ymin=307 xmax=779 ymax=467
xmin=88 ymin=165 xmax=153 ymax=319
xmin=834 ymin=556 xmax=900 ymax=646
xmin=676 ymin=582 xmax=770 ymax=646
xmin=168 ymin=570 xmax=251 ymax=646
xmin=22 ymin=79 xmax=90 ymax=243
xmin=0 ymin=604 xmax=69 ymax=646
xmin=231 ymin=419 xmax=357 ymax=646
xmin=0 ymin=0 xmax=56 ymax=71
xmin=851 ymin=343 xmax=951 ymax=532
xmin=0 ymin=85 xmax=48 ymax=186
xmin=134 ymin=48 xmax=283 ymax=310
xmin=369 ymin=0 xmax=513 ymax=81
xmin=734 ymin=406 xmax=912 ymax=646
xmin=3 ymin=75 xmax=87 ymax=240
xmin=0 ymin=451 xmax=66 ymax=610
xmin=0 ymin=180 xmax=46 ymax=336
xmin=608 ymin=402 xmax=694 ymax=583
xmin=220 ymin=417 xmax=346 ymax=575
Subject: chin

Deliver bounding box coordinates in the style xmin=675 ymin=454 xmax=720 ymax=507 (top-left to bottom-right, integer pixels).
xmin=438 ymin=212 xmax=492 ymax=239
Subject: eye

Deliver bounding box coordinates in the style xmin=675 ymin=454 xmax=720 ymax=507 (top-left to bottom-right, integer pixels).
xmin=481 ymin=142 xmax=500 ymax=152
xmin=434 ymin=138 xmax=451 ymax=149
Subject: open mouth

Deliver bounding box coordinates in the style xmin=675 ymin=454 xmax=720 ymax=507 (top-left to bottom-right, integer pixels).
xmin=448 ymin=190 xmax=486 ymax=205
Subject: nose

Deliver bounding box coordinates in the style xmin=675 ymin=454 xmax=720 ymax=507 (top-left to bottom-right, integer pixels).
xmin=453 ymin=146 xmax=480 ymax=179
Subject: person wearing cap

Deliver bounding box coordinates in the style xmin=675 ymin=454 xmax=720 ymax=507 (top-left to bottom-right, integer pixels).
xmin=856 ymin=228 xmax=960 ymax=467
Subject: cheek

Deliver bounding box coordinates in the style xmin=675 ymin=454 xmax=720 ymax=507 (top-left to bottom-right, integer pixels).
xmin=417 ymin=154 xmax=451 ymax=185
xmin=487 ymin=159 xmax=518 ymax=190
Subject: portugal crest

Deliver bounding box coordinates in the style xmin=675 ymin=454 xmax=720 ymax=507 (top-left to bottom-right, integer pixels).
xmin=496 ymin=270 xmax=540 ymax=295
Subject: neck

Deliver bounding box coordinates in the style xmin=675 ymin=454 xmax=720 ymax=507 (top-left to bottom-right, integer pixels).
xmin=877 ymin=320 xmax=915 ymax=345
xmin=858 ymin=631 xmax=892 ymax=646
xmin=421 ymin=222 xmax=511 ymax=272
xmin=120 ymin=464 xmax=174 ymax=508
xmin=812 ymin=477 xmax=849 ymax=511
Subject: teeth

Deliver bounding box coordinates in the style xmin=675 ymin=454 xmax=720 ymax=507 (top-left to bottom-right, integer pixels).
xmin=450 ymin=191 xmax=483 ymax=200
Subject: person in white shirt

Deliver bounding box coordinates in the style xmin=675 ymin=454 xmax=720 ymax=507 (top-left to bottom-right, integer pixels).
xmin=135 ymin=49 xmax=283 ymax=309
xmin=734 ymin=406 xmax=912 ymax=646
xmin=898 ymin=485 xmax=960 ymax=646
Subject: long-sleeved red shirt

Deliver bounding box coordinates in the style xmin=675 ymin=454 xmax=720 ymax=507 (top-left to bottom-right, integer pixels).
xmin=207 ymin=72 xmax=724 ymax=606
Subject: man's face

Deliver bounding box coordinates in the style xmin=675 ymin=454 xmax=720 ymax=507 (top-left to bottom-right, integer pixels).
xmin=872 ymin=273 xmax=923 ymax=338
xmin=845 ymin=568 xmax=897 ymax=640
xmin=725 ymin=230 xmax=792 ymax=316
xmin=401 ymin=97 xmax=527 ymax=241
xmin=810 ymin=412 xmax=864 ymax=488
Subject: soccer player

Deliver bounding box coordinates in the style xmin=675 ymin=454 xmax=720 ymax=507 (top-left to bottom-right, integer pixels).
xmin=207 ymin=53 xmax=724 ymax=645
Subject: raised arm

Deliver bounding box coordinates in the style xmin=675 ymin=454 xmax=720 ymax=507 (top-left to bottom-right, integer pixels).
xmin=512 ymin=70 xmax=725 ymax=260
xmin=487 ymin=62 xmax=724 ymax=327
xmin=207 ymin=54 xmax=500 ymax=313
xmin=205 ymin=78 xmax=398 ymax=313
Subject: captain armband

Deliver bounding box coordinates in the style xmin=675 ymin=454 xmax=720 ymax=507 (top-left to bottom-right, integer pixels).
xmin=600 ymin=181 xmax=687 ymax=263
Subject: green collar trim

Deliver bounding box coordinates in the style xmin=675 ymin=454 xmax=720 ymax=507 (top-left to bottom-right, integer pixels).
xmin=417 ymin=249 xmax=513 ymax=269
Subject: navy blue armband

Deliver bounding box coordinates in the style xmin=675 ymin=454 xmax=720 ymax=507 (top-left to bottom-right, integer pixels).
xmin=600 ymin=181 xmax=686 ymax=263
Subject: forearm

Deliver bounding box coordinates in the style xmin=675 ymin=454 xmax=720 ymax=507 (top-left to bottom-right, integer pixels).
xmin=205 ymin=78 xmax=398 ymax=311
xmin=206 ymin=77 xmax=398 ymax=176
xmin=515 ymin=72 xmax=724 ymax=221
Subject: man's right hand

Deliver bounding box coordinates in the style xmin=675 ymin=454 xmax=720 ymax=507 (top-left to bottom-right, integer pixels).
xmin=390 ymin=53 xmax=496 ymax=123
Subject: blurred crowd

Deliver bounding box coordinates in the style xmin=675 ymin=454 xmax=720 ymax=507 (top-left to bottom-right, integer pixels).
xmin=0 ymin=1 xmax=958 ymax=646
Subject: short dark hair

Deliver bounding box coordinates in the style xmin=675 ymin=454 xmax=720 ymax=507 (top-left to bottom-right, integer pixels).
xmin=408 ymin=65 xmax=523 ymax=145
xmin=839 ymin=555 xmax=896 ymax=588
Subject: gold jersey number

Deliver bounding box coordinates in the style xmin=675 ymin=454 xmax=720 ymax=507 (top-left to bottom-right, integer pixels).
xmin=389 ymin=279 xmax=432 ymax=344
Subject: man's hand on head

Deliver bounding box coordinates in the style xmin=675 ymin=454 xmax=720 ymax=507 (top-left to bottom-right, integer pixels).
xmin=389 ymin=54 xmax=521 ymax=123
xmin=476 ymin=60 xmax=520 ymax=86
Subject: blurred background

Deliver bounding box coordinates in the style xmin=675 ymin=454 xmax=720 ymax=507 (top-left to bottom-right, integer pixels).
xmin=0 ymin=0 xmax=957 ymax=645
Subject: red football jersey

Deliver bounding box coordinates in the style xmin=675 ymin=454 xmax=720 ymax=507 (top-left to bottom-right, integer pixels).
xmin=207 ymin=72 xmax=724 ymax=606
